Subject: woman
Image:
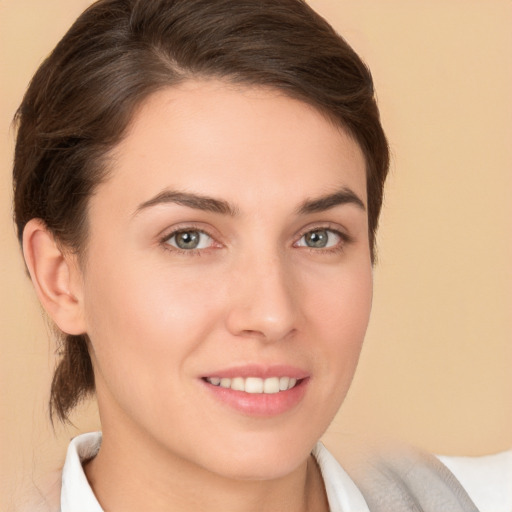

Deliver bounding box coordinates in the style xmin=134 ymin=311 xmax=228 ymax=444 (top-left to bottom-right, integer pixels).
xmin=11 ymin=0 xmax=488 ymax=510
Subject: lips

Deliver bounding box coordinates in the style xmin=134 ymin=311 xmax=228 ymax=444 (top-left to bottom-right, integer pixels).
xmin=201 ymin=365 xmax=309 ymax=416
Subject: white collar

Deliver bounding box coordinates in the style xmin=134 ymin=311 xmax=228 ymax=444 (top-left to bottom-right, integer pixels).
xmin=61 ymin=432 xmax=103 ymax=512
xmin=312 ymin=442 xmax=370 ymax=512
xmin=60 ymin=432 xmax=369 ymax=512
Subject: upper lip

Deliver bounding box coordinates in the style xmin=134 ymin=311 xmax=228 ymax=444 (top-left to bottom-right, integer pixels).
xmin=201 ymin=364 xmax=309 ymax=380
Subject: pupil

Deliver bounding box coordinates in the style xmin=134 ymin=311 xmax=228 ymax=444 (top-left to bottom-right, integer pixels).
xmin=306 ymin=230 xmax=328 ymax=248
xmin=176 ymin=231 xmax=200 ymax=249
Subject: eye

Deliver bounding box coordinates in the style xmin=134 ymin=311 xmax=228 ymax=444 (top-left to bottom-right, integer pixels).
xmin=295 ymin=228 xmax=342 ymax=249
xmin=164 ymin=229 xmax=214 ymax=250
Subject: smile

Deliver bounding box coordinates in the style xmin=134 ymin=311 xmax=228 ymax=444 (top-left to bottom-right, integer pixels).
xmin=201 ymin=365 xmax=310 ymax=416
xmin=205 ymin=376 xmax=299 ymax=394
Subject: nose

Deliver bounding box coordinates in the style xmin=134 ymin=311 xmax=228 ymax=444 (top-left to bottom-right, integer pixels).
xmin=225 ymin=252 xmax=300 ymax=342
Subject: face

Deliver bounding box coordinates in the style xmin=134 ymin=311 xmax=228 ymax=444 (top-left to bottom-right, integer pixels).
xmin=79 ymin=80 xmax=372 ymax=480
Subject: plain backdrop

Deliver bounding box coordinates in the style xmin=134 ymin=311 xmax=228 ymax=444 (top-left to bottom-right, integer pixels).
xmin=1 ymin=0 xmax=511 ymax=509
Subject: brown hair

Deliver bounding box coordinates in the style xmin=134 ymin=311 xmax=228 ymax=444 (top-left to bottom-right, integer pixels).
xmin=13 ymin=0 xmax=389 ymax=422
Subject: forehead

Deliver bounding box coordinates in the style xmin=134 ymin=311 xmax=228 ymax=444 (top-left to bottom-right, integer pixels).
xmin=96 ymin=80 xmax=367 ymax=214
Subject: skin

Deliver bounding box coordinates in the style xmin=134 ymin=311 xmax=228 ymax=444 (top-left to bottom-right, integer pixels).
xmin=24 ymin=80 xmax=372 ymax=512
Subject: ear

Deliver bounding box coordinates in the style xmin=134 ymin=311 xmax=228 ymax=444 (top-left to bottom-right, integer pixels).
xmin=22 ymin=219 xmax=86 ymax=335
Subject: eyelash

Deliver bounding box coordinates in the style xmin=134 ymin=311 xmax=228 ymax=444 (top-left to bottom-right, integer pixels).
xmin=159 ymin=224 xmax=352 ymax=256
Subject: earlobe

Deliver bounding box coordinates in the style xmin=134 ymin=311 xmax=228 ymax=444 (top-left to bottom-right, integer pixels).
xmin=22 ymin=219 xmax=86 ymax=336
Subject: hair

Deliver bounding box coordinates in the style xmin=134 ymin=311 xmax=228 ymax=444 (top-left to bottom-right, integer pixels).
xmin=12 ymin=0 xmax=389 ymax=422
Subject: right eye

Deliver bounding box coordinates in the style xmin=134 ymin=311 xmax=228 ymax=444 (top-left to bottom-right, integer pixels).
xmin=164 ymin=229 xmax=215 ymax=251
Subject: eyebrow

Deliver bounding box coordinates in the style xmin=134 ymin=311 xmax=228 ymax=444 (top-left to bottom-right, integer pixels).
xmin=296 ymin=187 xmax=366 ymax=215
xmin=135 ymin=186 xmax=365 ymax=217
xmin=135 ymin=190 xmax=238 ymax=216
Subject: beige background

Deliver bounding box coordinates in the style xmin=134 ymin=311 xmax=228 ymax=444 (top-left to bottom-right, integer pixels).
xmin=1 ymin=0 xmax=511 ymax=509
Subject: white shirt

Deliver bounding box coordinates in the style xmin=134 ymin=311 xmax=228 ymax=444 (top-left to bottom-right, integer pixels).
xmin=439 ymin=451 xmax=512 ymax=512
xmin=60 ymin=432 xmax=511 ymax=512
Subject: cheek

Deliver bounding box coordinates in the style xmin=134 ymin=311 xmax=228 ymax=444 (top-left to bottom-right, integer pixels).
xmin=81 ymin=257 xmax=229 ymax=437
xmin=305 ymin=260 xmax=373 ymax=378
xmin=285 ymin=260 xmax=372 ymax=443
xmin=81 ymin=254 xmax=218 ymax=388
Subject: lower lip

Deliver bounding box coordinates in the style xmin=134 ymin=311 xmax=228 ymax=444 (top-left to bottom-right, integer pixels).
xmin=201 ymin=378 xmax=309 ymax=417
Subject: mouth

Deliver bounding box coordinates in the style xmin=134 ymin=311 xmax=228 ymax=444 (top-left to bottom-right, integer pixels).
xmin=203 ymin=376 xmax=301 ymax=394
xmin=200 ymin=368 xmax=309 ymax=416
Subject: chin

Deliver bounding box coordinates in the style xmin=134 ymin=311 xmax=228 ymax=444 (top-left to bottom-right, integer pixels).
xmin=216 ymin=455 xmax=309 ymax=482
xmin=197 ymin=431 xmax=318 ymax=481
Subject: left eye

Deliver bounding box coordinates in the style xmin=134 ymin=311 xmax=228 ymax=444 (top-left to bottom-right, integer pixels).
xmin=165 ymin=230 xmax=214 ymax=250
xmin=295 ymin=229 xmax=341 ymax=249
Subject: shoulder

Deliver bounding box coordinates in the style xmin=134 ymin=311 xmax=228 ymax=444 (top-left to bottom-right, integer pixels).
xmin=346 ymin=444 xmax=480 ymax=512
xmin=439 ymin=450 xmax=512 ymax=512
xmin=316 ymin=442 xmax=511 ymax=512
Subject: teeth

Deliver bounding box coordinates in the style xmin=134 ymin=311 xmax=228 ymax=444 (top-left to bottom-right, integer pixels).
xmin=263 ymin=377 xmax=280 ymax=394
xmin=245 ymin=377 xmax=263 ymax=394
xmin=231 ymin=377 xmax=245 ymax=391
xmin=206 ymin=376 xmax=300 ymax=393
